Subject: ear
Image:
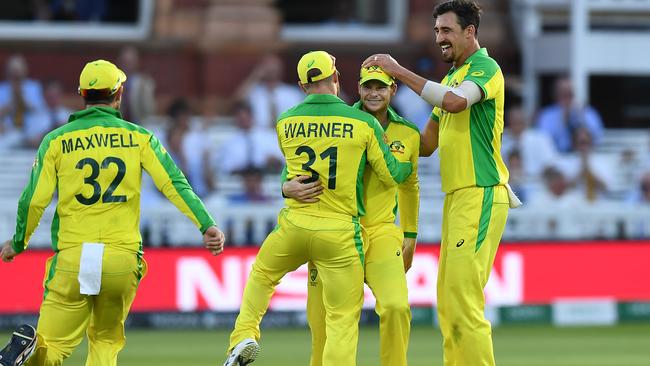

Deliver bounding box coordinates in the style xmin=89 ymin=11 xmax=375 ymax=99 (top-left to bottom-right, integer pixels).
xmin=298 ymin=81 xmax=307 ymax=94
xmin=114 ymin=86 xmax=124 ymax=105
xmin=466 ymin=25 xmax=476 ymax=39
xmin=390 ymin=83 xmax=397 ymax=97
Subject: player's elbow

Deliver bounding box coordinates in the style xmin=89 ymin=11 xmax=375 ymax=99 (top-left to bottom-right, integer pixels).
xmin=419 ymin=144 xmax=435 ymax=157
xmin=442 ymin=97 xmax=467 ymax=113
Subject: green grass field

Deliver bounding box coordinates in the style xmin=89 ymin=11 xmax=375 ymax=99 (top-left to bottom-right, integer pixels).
xmin=63 ymin=324 xmax=650 ymax=365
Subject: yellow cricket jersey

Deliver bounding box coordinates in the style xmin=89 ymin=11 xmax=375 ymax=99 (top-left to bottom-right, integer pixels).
xmin=351 ymin=102 xmax=420 ymax=238
xmin=278 ymin=94 xmax=412 ymax=219
xmin=431 ymin=48 xmax=509 ymax=193
xmin=12 ymin=106 xmax=215 ymax=254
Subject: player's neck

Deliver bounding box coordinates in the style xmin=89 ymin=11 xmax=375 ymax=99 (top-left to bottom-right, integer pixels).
xmin=454 ymin=40 xmax=480 ymax=69
xmin=370 ymin=109 xmax=389 ymax=128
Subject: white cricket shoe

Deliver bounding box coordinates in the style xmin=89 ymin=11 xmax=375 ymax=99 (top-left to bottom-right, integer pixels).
xmin=222 ymin=338 xmax=260 ymax=366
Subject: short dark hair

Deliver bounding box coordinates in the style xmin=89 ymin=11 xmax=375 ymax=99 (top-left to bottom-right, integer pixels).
xmin=83 ymin=89 xmax=119 ymax=106
xmin=433 ymin=0 xmax=481 ymax=35
xmin=167 ymin=98 xmax=191 ymax=119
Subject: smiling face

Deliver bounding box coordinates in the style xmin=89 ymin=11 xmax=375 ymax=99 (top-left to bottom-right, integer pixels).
xmin=434 ymin=11 xmax=472 ymax=64
xmin=358 ymin=79 xmax=396 ymax=114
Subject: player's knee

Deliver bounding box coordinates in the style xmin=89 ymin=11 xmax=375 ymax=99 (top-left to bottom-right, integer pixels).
xmin=379 ymin=299 xmax=411 ymax=318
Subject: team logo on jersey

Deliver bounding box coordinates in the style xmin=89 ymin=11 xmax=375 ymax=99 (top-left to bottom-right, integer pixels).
xmin=389 ymin=140 xmax=405 ymax=154
xmin=309 ymin=268 xmax=318 ymax=286
xmin=471 ymin=70 xmax=485 ymax=77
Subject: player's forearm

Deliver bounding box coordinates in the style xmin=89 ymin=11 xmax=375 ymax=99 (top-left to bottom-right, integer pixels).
xmin=420 ymin=119 xmax=439 ymax=157
xmin=392 ymin=65 xmax=428 ymax=95
xmin=398 ymin=189 xmax=419 ymax=236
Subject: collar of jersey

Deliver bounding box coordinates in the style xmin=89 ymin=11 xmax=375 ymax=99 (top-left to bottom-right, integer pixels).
xmin=446 ymin=47 xmax=488 ymax=76
xmin=303 ymin=93 xmax=346 ymax=104
xmin=68 ymin=106 xmax=123 ymax=123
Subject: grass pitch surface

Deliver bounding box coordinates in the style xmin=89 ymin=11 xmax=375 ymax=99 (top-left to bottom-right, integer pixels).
xmin=64 ymin=324 xmax=650 ymax=365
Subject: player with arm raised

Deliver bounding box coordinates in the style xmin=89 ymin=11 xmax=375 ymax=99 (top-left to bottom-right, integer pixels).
xmin=223 ymin=51 xmax=412 ymax=366
xmin=364 ymin=1 xmax=520 ymax=365
xmin=0 ymin=60 xmax=224 ymax=366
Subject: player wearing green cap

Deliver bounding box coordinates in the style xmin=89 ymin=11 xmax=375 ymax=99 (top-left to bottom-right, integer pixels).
xmin=223 ymin=51 xmax=412 ymax=366
xmin=0 ymin=59 xmax=224 ymax=366
xmin=282 ymin=64 xmax=420 ymax=366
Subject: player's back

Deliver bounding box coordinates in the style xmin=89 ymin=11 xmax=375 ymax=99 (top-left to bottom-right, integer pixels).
xmin=277 ymin=94 xmax=412 ymax=219
xmin=43 ymin=107 xmax=156 ymax=250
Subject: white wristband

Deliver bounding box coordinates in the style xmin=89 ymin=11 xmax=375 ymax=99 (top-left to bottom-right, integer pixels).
xmin=420 ymin=80 xmax=452 ymax=107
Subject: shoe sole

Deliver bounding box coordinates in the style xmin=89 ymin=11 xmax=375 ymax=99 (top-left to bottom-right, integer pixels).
xmin=224 ymin=340 xmax=260 ymax=366
xmin=236 ymin=342 xmax=259 ymax=365
xmin=0 ymin=324 xmax=36 ymax=366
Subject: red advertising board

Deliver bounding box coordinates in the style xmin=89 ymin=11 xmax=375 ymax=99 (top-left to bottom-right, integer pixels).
xmin=1 ymin=241 xmax=649 ymax=313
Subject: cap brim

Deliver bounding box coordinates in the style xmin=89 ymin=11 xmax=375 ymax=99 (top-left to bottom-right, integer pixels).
xmin=359 ymin=76 xmax=394 ymax=86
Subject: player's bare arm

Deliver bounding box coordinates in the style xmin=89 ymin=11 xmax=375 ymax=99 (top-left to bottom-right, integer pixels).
xmin=282 ymin=175 xmax=324 ymax=203
xmin=420 ymin=117 xmax=440 ymax=157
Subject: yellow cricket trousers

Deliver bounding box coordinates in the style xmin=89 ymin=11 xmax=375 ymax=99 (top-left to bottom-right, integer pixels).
xmin=27 ymin=245 xmax=145 ymax=366
xmin=437 ymin=185 xmax=508 ymax=366
xmin=228 ymin=208 xmax=365 ymax=366
xmin=307 ymin=223 xmax=411 ymax=366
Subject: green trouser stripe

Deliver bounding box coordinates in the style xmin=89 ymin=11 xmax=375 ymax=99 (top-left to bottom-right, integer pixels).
xmin=475 ymin=186 xmax=494 ymax=253
xmin=136 ymin=242 xmax=144 ymax=283
xmin=50 ymin=210 xmax=60 ymax=251
xmin=353 ymin=221 xmax=365 ymax=266
xmin=42 ymin=252 xmax=59 ymax=301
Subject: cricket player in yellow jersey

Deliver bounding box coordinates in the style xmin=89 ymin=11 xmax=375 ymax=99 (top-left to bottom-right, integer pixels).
xmin=283 ymin=65 xmax=419 ymax=366
xmin=223 ymin=51 xmax=412 ymax=366
xmin=0 ymin=60 xmax=224 ymax=366
xmin=364 ymin=1 xmax=522 ymax=365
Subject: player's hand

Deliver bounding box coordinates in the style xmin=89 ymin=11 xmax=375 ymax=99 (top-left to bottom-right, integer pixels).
xmin=402 ymin=237 xmax=417 ymax=273
xmin=203 ymin=226 xmax=225 ymax=256
xmin=1 ymin=240 xmax=18 ymax=263
xmin=282 ymin=175 xmax=323 ymax=203
xmin=361 ymin=54 xmax=402 ymax=77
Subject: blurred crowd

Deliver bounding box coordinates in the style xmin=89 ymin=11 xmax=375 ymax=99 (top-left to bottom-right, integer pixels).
xmin=0 ymin=50 xmax=649 ymax=244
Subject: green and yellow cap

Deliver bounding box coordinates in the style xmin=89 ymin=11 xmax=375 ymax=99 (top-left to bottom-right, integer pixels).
xmin=359 ymin=65 xmax=395 ymax=86
xmin=297 ymin=51 xmax=336 ymax=84
xmin=78 ymin=59 xmax=127 ymax=96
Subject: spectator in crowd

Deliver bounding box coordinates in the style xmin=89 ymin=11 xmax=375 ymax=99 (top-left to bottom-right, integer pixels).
xmin=536 ymin=76 xmax=604 ymax=153
xmin=226 ymin=166 xmax=277 ymax=246
xmin=234 ymin=54 xmax=303 ymax=128
xmin=43 ymin=79 xmax=72 ymax=131
xmin=216 ymin=101 xmax=283 ymax=175
xmin=165 ymin=98 xmax=215 ymax=198
xmin=529 ymin=166 xmax=585 ymax=209
xmin=627 ymin=170 xmax=650 ymax=205
xmin=0 ymin=54 xmax=48 ymax=149
xmin=527 ymin=166 xmax=587 ymax=239
xmin=119 ymin=46 xmax=156 ymax=123
xmin=505 ymin=149 xmax=528 ymax=203
xmin=227 ymin=166 xmax=274 ymax=204
xmin=502 ymin=105 xmax=557 ymax=177
xmin=555 ymin=127 xmax=612 ymax=202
